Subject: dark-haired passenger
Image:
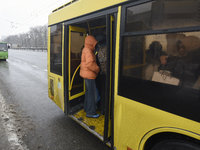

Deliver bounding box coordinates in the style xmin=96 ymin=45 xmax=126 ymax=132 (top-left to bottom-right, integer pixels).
xmin=145 ymin=41 xmax=166 ymax=80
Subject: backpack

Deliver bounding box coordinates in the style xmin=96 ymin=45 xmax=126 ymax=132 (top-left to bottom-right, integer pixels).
xmin=97 ymin=46 xmax=107 ymax=74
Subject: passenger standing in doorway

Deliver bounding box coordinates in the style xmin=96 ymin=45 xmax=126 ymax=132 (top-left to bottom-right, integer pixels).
xmin=95 ymin=28 xmax=107 ymax=114
xmin=80 ymin=35 xmax=100 ymax=118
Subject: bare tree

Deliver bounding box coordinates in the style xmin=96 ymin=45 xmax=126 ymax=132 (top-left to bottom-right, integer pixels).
xmin=2 ymin=24 xmax=48 ymax=48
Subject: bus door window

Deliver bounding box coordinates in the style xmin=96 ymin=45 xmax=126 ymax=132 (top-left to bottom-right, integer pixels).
xmin=70 ymin=31 xmax=85 ymax=96
xmin=50 ymin=24 xmax=63 ymax=75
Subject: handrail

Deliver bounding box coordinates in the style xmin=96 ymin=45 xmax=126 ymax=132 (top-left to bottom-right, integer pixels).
xmin=69 ymin=51 xmax=98 ymax=91
xmin=69 ymin=64 xmax=81 ymax=91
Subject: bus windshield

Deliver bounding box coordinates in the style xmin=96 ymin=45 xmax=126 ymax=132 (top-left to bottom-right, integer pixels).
xmin=0 ymin=43 xmax=8 ymax=51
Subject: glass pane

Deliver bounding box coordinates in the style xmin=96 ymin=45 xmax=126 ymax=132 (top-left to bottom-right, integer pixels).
xmin=119 ymin=31 xmax=200 ymax=121
xmin=50 ymin=24 xmax=62 ymax=75
xmin=0 ymin=43 xmax=8 ymax=51
xmin=121 ymin=32 xmax=200 ymax=87
xmin=70 ymin=31 xmax=85 ymax=96
xmin=126 ymin=0 xmax=200 ymax=32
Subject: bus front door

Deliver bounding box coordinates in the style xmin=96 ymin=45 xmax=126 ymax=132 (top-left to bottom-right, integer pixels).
xmin=67 ymin=15 xmax=115 ymax=147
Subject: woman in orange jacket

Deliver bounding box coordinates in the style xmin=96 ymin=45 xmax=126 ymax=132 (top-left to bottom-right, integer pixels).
xmin=80 ymin=35 xmax=100 ymax=118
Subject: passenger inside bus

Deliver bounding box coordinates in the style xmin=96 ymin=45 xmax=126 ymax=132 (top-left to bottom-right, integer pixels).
xmin=80 ymin=35 xmax=100 ymax=118
xmin=95 ymin=28 xmax=107 ymax=114
xmin=158 ymin=36 xmax=200 ymax=88
xmin=67 ymin=16 xmax=109 ymax=135
xmin=145 ymin=41 xmax=166 ymax=80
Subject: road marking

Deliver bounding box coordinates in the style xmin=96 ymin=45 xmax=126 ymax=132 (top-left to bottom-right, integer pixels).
xmin=32 ymin=65 xmax=37 ymax=68
xmin=44 ymin=69 xmax=47 ymax=72
xmin=0 ymin=90 xmax=28 ymax=150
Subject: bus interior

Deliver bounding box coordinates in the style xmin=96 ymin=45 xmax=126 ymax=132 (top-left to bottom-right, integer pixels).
xmin=66 ymin=15 xmax=114 ymax=142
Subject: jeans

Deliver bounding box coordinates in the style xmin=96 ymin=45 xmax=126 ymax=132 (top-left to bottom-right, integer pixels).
xmin=84 ymin=79 xmax=97 ymax=115
xmin=96 ymin=87 xmax=100 ymax=103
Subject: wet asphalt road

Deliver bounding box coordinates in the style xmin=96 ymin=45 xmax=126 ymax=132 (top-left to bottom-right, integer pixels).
xmin=0 ymin=49 xmax=112 ymax=150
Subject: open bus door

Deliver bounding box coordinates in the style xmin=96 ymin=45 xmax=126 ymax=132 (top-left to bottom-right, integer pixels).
xmin=68 ymin=25 xmax=87 ymax=111
xmin=67 ymin=15 xmax=114 ymax=147
xmin=103 ymin=14 xmax=114 ymax=147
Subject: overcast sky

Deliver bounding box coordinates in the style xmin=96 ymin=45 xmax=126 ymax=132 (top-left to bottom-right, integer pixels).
xmin=0 ymin=0 xmax=70 ymax=40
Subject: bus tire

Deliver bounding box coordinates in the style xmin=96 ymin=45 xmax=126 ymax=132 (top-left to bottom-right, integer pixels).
xmin=151 ymin=139 xmax=200 ymax=150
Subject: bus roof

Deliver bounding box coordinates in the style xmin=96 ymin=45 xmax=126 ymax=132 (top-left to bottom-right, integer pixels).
xmin=48 ymin=0 xmax=127 ymax=26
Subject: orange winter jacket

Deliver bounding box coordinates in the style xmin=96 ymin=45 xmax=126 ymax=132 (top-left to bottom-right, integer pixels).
xmin=80 ymin=35 xmax=100 ymax=79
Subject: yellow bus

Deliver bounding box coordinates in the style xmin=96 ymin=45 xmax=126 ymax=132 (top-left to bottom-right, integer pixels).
xmin=48 ymin=0 xmax=200 ymax=149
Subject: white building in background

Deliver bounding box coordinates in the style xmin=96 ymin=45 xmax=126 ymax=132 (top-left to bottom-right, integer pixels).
xmin=12 ymin=44 xmax=19 ymax=48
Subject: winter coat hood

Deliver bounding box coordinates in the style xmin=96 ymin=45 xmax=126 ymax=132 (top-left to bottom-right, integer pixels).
xmin=79 ymin=35 xmax=100 ymax=79
xmin=84 ymin=35 xmax=98 ymax=51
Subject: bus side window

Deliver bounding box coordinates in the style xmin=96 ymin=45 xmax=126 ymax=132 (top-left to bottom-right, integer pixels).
xmin=121 ymin=33 xmax=200 ymax=88
xmin=119 ymin=0 xmax=200 ymax=102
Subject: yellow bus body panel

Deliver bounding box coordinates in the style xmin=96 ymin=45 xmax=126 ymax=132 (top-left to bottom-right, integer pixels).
xmin=113 ymin=6 xmax=200 ymax=150
xmin=48 ymin=0 xmax=127 ymax=26
xmin=114 ymin=96 xmax=200 ymax=150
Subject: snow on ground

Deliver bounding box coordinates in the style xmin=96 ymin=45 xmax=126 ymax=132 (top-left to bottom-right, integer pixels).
xmin=0 ymin=89 xmax=29 ymax=150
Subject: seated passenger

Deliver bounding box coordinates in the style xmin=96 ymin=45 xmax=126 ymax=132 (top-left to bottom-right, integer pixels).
xmin=161 ymin=36 xmax=200 ymax=65
xmin=160 ymin=37 xmax=200 ymax=88
xmin=174 ymin=40 xmax=186 ymax=57
xmin=145 ymin=41 xmax=166 ymax=80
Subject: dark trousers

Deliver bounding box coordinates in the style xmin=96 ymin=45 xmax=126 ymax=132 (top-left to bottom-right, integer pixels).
xmin=84 ymin=79 xmax=97 ymax=115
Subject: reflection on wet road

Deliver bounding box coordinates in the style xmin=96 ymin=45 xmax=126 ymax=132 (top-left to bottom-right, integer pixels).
xmin=0 ymin=49 xmax=111 ymax=150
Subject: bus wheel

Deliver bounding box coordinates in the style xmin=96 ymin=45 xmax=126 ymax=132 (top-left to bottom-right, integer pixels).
xmin=151 ymin=139 xmax=200 ymax=150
